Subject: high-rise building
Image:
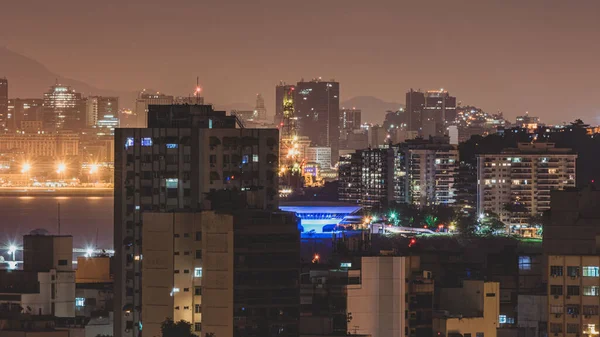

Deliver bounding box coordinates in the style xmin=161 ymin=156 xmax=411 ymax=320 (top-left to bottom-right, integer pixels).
xmin=338 ymin=138 xmax=458 ymax=209
xmin=114 ymin=104 xmax=279 ymax=337
xmin=406 ymin=89 xmax=425 ymax=132
xmin=255 ymin=93 xmax=266 ymax=120
xmin=305 ymin=147 xmax=332 ymax=170
xmin=0 ymin=77 xmax=8 ymax=130
xmin=42 ymin=84 xmax=85 ymax=130
xmin=134 ymin=92 xmax=174 ymax=128
xmin=7 ymin=98 xmax=43 ymax=129
xmin=422 ymin=89 xmax=457 ymax=138
xmin=405 ymin=89 xmax=457 ymax=137
xmin=295 ymin=78 xmax=340 ymax=166
xmin=275 ymin=83 xmax=297 ymax=138
xmin=403 ymin=139 xmax=458 ymax=207
xmin=477 ymin=143 xmax=576 ymax=227
xmin=86 ymin=96 xmax=119 ymax=127
xmin=141 ymin=210 xmax=299 ymax=337
xmin=339 ymin=108 xmax=361 ymax=131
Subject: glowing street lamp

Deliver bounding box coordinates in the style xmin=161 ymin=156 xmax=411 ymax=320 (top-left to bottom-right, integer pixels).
xmin=7 ymin=244 xmax=17 ymax=261
xmin=21 ymin=162 xmax=31 ymax=174
xmin=56 ymin=162 xmax=66 ymax=174
xmin=89 ymin=164 xmax=98 ymax=175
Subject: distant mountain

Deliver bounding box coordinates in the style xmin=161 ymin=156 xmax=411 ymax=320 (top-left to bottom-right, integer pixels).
xmin=341 ymin=96 xmax=404 ymax=124
xmin=0 ymin=47 xmax=128 ymax=100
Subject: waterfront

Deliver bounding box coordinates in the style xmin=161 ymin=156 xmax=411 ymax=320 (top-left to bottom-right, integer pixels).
xmin=0 ymin=196 xmax=113 ymax=249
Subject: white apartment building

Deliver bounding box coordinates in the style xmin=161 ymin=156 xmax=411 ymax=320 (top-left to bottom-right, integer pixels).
xmin=477 ymin=143 xmax=576 ymax=225
xmin=405 ymin=145 xmax=458 ymax=207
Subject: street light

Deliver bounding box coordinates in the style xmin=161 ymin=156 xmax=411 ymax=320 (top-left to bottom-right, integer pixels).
xmin=56 ymin=162 xmax=66 ymax=174
xmin=7 ymin=244 xmax=17 ymax=261
xmin=89 ymin=164 xmax=98 ymax=175
xmin=21 ymin=162 xmax=31 ymax=187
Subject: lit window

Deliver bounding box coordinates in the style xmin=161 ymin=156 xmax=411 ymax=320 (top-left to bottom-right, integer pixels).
xmin=518 ymin=256 xmax=531 ymax=271
xmin=76 ymin=297 xmax=85 ymax=307
xmin=499 ymin=315 xmax=507 ymax=323
xmin=166 ymin=178 xmax=178 ymax=189
xmin=583 ymin=286 xmax=600 ymax=296
xmin=583 ymin=266 xmax=599 ymax=277
xmin=252 ymin=154 xmax=259 ymax=162
xmin=512 ymin=180 xmax=520 ymax=185
xmin=135 ymin=205 xmax=140 ymax=211
xmin=208 ymin=119 xmax=213 ymax=129
xmin=125 ymin=137 xmax=134 ymax=149
xmin=194 ymin=267 xmax=203 ymax=278
xmin=166 ymin=143 xmax=178 ymax=149
xmin=141 ymin=138 xmax=153 ymax=146
xmin=340 ymin=262 xmax=352 ymax=268
xmin=242 ymin=155 xmax=249 ymax=164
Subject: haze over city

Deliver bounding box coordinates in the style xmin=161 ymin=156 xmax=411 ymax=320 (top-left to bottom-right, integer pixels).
xmin=2 ymin=0 xmax=600 ymax=123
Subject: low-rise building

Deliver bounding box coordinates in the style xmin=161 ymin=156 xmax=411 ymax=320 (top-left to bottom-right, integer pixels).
xmin=433 ymin=281 xmax=500 ymax=337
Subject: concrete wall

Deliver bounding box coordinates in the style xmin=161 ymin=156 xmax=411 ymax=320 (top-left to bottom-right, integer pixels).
xmin=346 ymin=257 xmax=408 ymax=337
xmin=76 ymin=257 xmax=111 ymax=283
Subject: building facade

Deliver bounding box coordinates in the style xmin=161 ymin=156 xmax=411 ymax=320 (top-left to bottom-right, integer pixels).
xmin=86 ymin=96 xmax=119 ymax=127
xmin=7 ymin=99 xmax=44 ymax=130
xmin=547 ymin=255 xmax=600 ymax=337
xmin=346 ymin=256 xmax=433 ymax=337
xmin=114 ymin=104 xmax=279 ymax=337
xmin=140 ymin=210 xmax=299 ymax=337
xmin=477 ymin=143 xmax=577 ymax=225
xmin=0 ymin=77 xmax=8 ymax=129
xmin=255 ymin=93 xmax=267 ymax=120
xmin=340 ymin=108 xmax=361 ymax=132
xmin=306 ymin=147 xmax=332 ymax=170
xmin=42 ymin=84 xmax=85 ymax=131
xmin=0 ymin=132 xmax=79 ymax=157
xmin=295 ymin=79 xmax=339 ymax=166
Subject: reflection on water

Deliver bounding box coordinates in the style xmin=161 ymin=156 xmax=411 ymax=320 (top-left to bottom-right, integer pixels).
xmin=0 ymin=196 xmax=114 ymax=249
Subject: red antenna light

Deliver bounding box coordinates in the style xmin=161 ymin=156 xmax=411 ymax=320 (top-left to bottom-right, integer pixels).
xmin=408 ymin=238 xmax=417 ymax=247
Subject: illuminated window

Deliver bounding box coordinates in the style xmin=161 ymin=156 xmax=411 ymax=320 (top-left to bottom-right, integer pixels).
xmin=340 ymin=262 xmax=352 ymax=268
xmin=518 ymin=256 xmax=531 ymax=270
xmin=253 ymin=154 xmax=259 ymax=162
xmin=194 ymin=267 xmax=203 ymax=278
xmin=499 ymin=315 xmax=507 ymax=323
xmin=583 ymin=266 xmax=599 ymax=277
xmin=166 ymin=143 xmax=178 ymax=149
xmin=141 ymin=138 xmax=153 ymax=147
xmin=125 ymin=137 xmax=134 ymax=149
xmin=583 ymin=286 xmax=600 ymax=296
xmin=208 ymin=119 xmax=213 ymax=129
xmin=76 ymin=298 xmax=85 ymax=307
xmin=166 ymin=178 xmax=178 ymax=189
xmin=242 ymin=155 xmax=249 ymax=164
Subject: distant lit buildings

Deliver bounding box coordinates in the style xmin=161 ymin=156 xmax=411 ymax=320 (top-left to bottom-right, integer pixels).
xmin=0 ymin=132 xmax=79 ymax=157
xmin=405 ymin=89 xmax=457 ymax=138
xmin=296 ymin=78 xmax=340 ymax=166
xmin=477 ymin=143 xmax=576 ymax=227
xmin=43 ymin=84 xmax=85 ymax=131
xmin=306 ymin=146 xmax=332 ymax=170
xmin=86 ymin=96 xmax=119 ymax=127
xmin=0 ymin=77 xmax=8 ymax=129
xmin=255 ymin=93 xmax=267 ymax=120
xmin=8 ymin=98 xmax=43 ymax=130
xmin=231 ymin=109 xmax=257 ymax=122
xmin=454 ymin=106 xmax=506 ymax=142
xmin=403 ymin=139 xmax=459 ymax=206
xmin=338 ymin=138 xmax=458 ymax=209
xmin=515 ymin=112 xmax=541 ymax=129
xmin=275 ymin=82 xmax=296 ymax=130
xmin=339 ymin=108 xmax=361 ymax=131
xmin=114 ymin=104 xmax=279 ymax=337
xmin=134 ymin=91 xmax=204 ymax=128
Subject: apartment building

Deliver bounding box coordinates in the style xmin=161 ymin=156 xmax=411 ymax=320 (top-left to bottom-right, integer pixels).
xmin=477 ymin=143 xmax=576 ymax=224
xmin=547 ymin=255 xmax=600 ymax=337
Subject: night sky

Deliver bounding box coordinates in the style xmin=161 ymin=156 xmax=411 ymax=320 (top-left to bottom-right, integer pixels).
xmin=1 ymin=0 xmax=599 ymax=123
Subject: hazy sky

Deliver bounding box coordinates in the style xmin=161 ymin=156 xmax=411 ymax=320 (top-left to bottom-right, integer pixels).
xmin=1 ymin=0 xmax=599 ymax=123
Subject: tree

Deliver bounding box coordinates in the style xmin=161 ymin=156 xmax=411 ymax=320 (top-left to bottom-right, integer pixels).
xmin=423 ymin=214 xmax=439 ymax=230
xmin=456 ymin=214 xmax=477 ymax=236
xmin=478 ymin=212 xmax=506 ymax=235
xmin=161 ymin=318 xmax=198 ymax=337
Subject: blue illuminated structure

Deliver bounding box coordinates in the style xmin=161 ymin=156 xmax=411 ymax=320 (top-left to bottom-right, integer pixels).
xmin=279 ymin=202 xmax=362 ymax=234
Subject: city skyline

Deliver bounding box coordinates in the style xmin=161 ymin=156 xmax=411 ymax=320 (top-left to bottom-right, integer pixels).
xmin=2 ymin=1 xmax=600 ymax=124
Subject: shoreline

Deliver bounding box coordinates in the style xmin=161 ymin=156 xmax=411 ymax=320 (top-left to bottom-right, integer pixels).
xmin=0 ymin=187 xmax=113 ymax=197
